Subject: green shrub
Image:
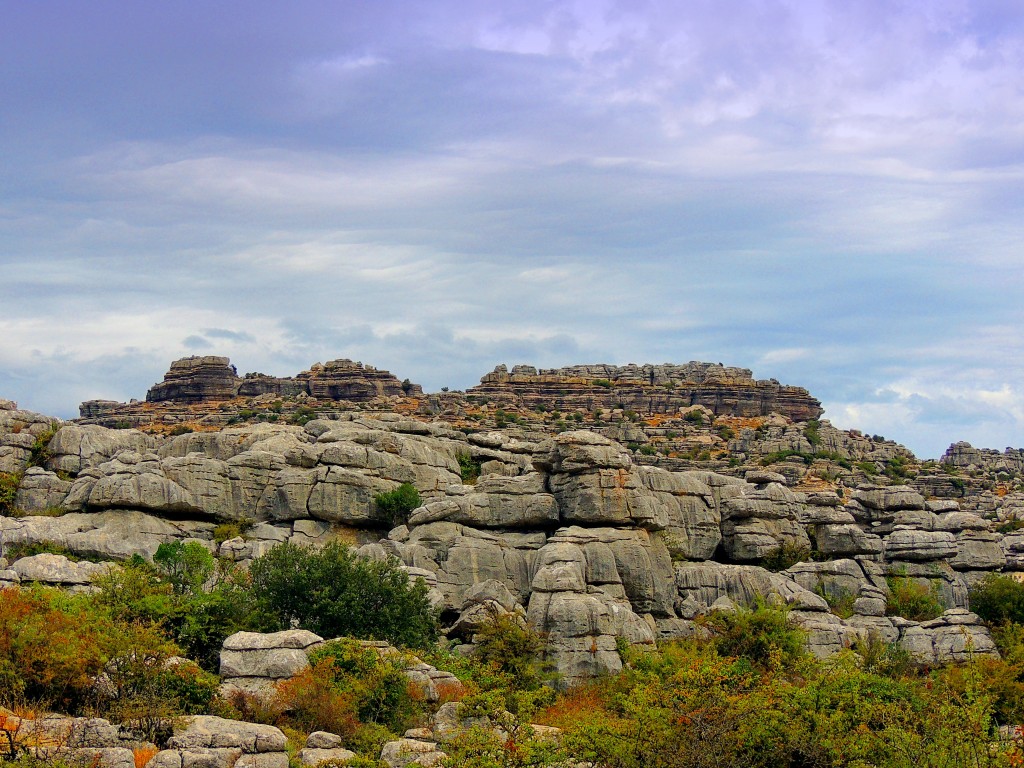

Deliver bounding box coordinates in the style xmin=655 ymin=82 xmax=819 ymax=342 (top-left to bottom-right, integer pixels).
xmin=0 ymin=472 xmax=20 ymax=516
xmin=803 ymin=419 xmax=821 ymax=447
xmin=759 ymin=542 xmax=811 ymax=572
xmin=683 ymin=410 xmax=704 ymax=425
xmin=168 ymin=425 xmax=194 ymax=436
xmin=969 ymin=574 xmax=1024 ymax=626
xmin=851 ymin=632 xmax=914 ymax=677
xmin=291 ymin=406 xmax=317 ymax=426
xmin=27 ymin=425 xmax=59 ymax=468
xmin=250 ymin=542 xmax=438 ymax=650
xmin=815 ymin=584 xmax=857 ymax=619
xmin=886 ymin=574 xmax=944 ymax=621
xmin=3 ymin=540 xmax=82 ymax=562
xmin=856 ymin=460 xmax=879 ymax=476
xmin=456 ymin=453 xmax=482 ymax=485
xmin=308 ymin=639 xmax=421 ymax=733
xmin=213 ymin=518 xmax=253 ymax=544
xmin=471 ymin=614 xmax=551 ymax=696
xmin=592 ymin=379 xmax=613 ymax=388
xmin=374 ymin=483 xmax=422 ymax=526
xmin=154 ymin=541 xmax=215 ymax=595
xmin=703 ymin=600 xmax=806 ymax=670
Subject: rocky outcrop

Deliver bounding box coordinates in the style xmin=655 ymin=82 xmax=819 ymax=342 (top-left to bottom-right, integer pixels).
xmin=468 ymin=362 xmax=823 ymax=421
xmin=218 ymin=631 xmax=461 ymax=705
xmin=242 ymin=359 xmax=423 ymax=401
xmin=942 ymin=441 xmax=1024 ymax=477
xmin=4 ymin=378 xmax=1018 ymax=686
xmin=146 ymin=357 xmax=242 ymax=404
xmin=142 ymin=357 xmax=422 ymax=407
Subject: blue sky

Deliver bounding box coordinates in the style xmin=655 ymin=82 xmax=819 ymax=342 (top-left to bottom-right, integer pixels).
xmin=1 ymin=0 xmax=1022 ymax=458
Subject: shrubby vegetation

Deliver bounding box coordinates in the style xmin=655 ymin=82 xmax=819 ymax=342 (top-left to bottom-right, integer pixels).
xmin=373 ymin=483 xmax=421 ymax=526
xmin=8 ymin=556 xmax=1024 ymax=765
xmin=249 ymin=541 xmax=438 ymax=649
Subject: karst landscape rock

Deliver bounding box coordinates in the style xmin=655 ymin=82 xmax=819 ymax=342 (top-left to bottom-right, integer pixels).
xmin=3 ymin=355 xmax=1023 ymax=766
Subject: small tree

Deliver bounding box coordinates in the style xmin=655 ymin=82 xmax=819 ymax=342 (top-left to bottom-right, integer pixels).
xmin=250 ymin=542 xmax=438 ymax=649
xmin=374 ymin=483 xmax=421 ymax=526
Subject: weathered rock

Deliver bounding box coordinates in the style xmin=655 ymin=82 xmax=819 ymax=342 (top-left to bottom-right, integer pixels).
xmin=147 ymin=357 xmax=242 ymax=403
xmin=674 ymin=562 xmax=827 ymax=612
xmin=47 ymin=425 xmax=155 ymax=475
xmin=884 ymin=530 xmax=957 ymax=561
xmin=14 ymin=467 xmax=73 ymax=513
xmin=379 ymin=738 xmax=446 ymax=767
xmin=11 ymin=553 xmax=111 ymax=586
xmin=298 ymin=748 xmax=356 ymax=766
xmin=469 ymin=362 xmax=823 ymax=421
xmin=167 ymin=716 xmax=287 ymax=753
xmin=219 ymin=630 xmax=324 ymax=695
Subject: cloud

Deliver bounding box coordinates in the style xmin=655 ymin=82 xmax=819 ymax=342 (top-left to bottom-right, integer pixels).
xmin=0 ymin=0 xmax=1022 ymax=459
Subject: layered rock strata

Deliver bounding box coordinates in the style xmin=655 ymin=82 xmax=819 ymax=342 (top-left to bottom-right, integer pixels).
xmin=468 ymin=362 xmax=823 ymax=421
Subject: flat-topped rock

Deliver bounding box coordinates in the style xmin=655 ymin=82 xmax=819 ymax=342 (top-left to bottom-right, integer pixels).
xmin=147 ymin=356 xmax=241 ymax=404
xmin=468 ymin=362 xmax=823 ymax=421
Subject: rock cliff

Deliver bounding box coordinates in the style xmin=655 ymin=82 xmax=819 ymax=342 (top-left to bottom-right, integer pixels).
xmin=467 ymin=362 xmax=822 ymax=421
xmin=4 ymin=357 xmax=1022 ymax=684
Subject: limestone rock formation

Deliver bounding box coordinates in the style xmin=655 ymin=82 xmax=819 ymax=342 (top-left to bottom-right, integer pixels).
xmin=468 ymin=362 xmax=823 ymax=421
xmin=143 ymin=357 xmax=422 ymax=406
xmin=5 ymin=353 xmax=1022 ymax=687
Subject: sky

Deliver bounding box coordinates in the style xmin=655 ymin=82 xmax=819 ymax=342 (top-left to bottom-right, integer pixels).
xmin=1 ymin=0 xmax=1023 ymax=459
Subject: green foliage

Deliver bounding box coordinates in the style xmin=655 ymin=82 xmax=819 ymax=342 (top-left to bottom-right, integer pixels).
xmin=0 ymin=472 xmax=19 ymax=516
xmin=997 ymin=518 xmax=1024 ymax=534
xmin=213 ymin=518 xmax=253 ymax=544
xmin=856 ymin=460 xmax=879 ymax=476
xmin=886 ymin=573 xmax=945 ymax=621
xmin=814 ymin=583 xmax=857 ymax=619
xmin=682 ymin=410 xmax=704 ymax=425
xmin=802 ymin=419 xmax=821 ymax=447
xmin=885 ymin=455 xmax=913 ymax=480
xmin=94 ymin=557 xmax=255 ymax=672
xmin=27 ymin=425 xmax=59 ymax=469
xmin=970 ymin=574 xmax=1024 ymax=626
xmin=168 ymin=425 xmax=194 ymax=436
xmin=308 ymin=639 xmax=421 ymax=733
xmin=758 ymin=542 xmax=811 ymax=572
xmin=2 ymin=541 xmax=87 ymax=563
xmin=714 ymin=425 xmax=733 ymax=441
xmin=373 ymin=483 xmax=422 ymax=526
xmin=290 ymin=405 xmax=317 ymax=426
xmin=457 ymin=452 xmax=482 ymax=484
xmin=154 ymin=541 xmax=215 ymax=595
xmin=592 ymin=378 xmax=613 ymax=388
xmin=249 ymin=542 xmax=438 ymax=650
xmin=851 ymin=632 xmax=914 ymax=677
xmin=471 ymin=614 xmax=552 ymax=697
xmin=703 ymin=600 xmax=806 ymax=670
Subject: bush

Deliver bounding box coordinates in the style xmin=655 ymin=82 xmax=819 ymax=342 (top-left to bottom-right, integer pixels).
xmin=0 ymin=587 xmax=106 ymax=710
xmin=803 ymin=419 xmax=821 ymax=447
xmin=969 ymin=574 xmax=1024 ymax=626
xmin=249 ymin=542 xmax=438 ymax=650
xmin=27 ymin=425 xmax=59 ymax=469
xmin=471 ymin=614 xmax=550 ymax=696
xmin=703 ymin=600 xmax=806 ymax=670
xmin=456 ymin=453 xmax=482 ymax=485
xmin=153 ymin=541 xmax=215 ymax=595
xmin=308 ymin=639 xmax=421 ymax=733
xmin=374 ymin=483 xmax=421 ymax=526
xmin=0 ymin=472 xmax=20 ymax=516
xmin=886 ymin=574 xmax=944 ymax=621
xmin=759 ymin=542 xmax=811 ymax=572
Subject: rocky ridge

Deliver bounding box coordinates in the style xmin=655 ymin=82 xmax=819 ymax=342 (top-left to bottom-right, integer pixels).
xmin=4 ymin=358 xmax=1024 ymax=684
